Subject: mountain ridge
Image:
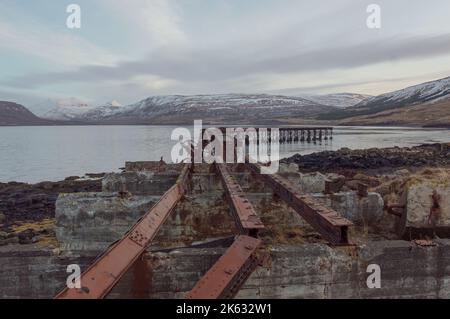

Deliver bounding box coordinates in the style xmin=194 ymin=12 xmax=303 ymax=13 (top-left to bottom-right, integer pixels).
xmin=301 ymin=93 xmax=372 ymax=108
xmin=0 ymin=101 xmax=55 ymax=126
xmin=2 ymin=76 xmax=450 ymax=126
xmin=318 ymin=76 xmax=450 ymax=120
xmin=65 ymin=93 xmax=338 ymax=124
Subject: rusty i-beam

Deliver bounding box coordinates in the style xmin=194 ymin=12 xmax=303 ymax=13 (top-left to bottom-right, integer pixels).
xmin=215 ymin=163 xmax=265 ymax=237
xmin=186 ymin=165 xmax=265 ymax=300
xmin=55 ymin=163 xmax=193 ymax=299
xmin=246 ymin=163 xmax=353 ymax=245
xmin=186 ymin=235 xmax=264 ymax=299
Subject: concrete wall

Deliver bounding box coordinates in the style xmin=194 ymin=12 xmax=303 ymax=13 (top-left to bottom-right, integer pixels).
xmin=54 ymin=172 xmax=384 ymax=251
xmin=55 ymin=193 xmax=160 ymax=251
xmin=2 ymin=240 xmax=450 ymax=299
xmin=102 ymin=171 xmax=179 ymax=195
xmin=0 ymin=245 xmax=96 ymax=299
xmin=1 ymin=168 xmax=395 ymax=299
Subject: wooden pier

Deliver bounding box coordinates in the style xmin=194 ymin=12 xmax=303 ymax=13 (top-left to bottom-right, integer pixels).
xmin=278 ymin=127 xmax=333 ymax=143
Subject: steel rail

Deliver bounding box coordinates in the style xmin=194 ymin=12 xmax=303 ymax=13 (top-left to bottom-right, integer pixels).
xmin=246 ymin=163 xmax=352 ymax=245
xmin=55 ymin=163 xmax=192 ymax=299
xmin=215 ymin=163 xmax=265 ymax=237
xmin=186 ymin=235 xmax=264 ymax=299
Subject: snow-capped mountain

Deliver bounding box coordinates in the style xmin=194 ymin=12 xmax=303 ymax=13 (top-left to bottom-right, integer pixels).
xmin=355 ymin=76 xmax=450 ymax=110
xmin=79 ymin=100 xmax=123 ymax=119
xmin=318 ymin=76 xmax=450 ymax=120
xmin=303 ymin=93 xmax=372 ymax=108
xmin=27 ymin=76 xmax=450 ymax=124
xmin=104 ymin=100 xmax=122 ymax=108
xmin=40 ymin=98 xmax=94 ymax=120
xmin=30 ymin=93 xmax=376 ymax=124
xmin=77 ymin=94 xmax=335 ymax=124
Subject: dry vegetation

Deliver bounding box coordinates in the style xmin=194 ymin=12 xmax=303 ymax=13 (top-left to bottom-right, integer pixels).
xmin=340 ymin=100 xmax=450 ymax=127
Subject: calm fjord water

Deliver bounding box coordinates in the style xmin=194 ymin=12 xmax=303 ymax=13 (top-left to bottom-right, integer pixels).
xmin=0 ymin=125 xmax=449 ymax=183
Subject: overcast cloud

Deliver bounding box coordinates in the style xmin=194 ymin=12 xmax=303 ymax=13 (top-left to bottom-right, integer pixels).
xmin=1 ymin=0 xmax=450 ymax=110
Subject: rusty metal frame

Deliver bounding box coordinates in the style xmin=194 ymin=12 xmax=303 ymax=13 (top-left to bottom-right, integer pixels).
xmin=215 ymin=163 xmax=264 ymax=237
xmin=186 ymin=235 xmax=264 ymax=299
xmin=386 ymin=204 xmax=405 ymax=217
xmin=55 ymin=163 xmax=192 ymax=299
xmin=246 ymin=163 xmax=353 ymax=245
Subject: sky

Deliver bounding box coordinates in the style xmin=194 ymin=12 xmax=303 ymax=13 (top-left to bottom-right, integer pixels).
xmin=1 ymin=0 xmax=450 ymax=114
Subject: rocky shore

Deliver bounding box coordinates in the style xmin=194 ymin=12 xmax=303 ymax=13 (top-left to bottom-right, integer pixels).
xmin=282 ymin=143 xmax=450 ymax=172
xmin=0 ymin=177 xmax=101 ymax=246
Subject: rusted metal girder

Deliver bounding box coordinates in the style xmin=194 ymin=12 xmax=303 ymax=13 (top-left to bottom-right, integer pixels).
xmin=55 ymin=164 xmax=193 ymax=299
xmin=246 ymin=163 xmax=353 ymax=245
xmin=215 ymin=163 xmax=265 ymax=237
xmin=186 ymin=235 xmax=264 ymax=299
xmin=386 ymin=204 xmax=405 ymax=217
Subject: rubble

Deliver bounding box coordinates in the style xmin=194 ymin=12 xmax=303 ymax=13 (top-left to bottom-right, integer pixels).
xmin=298 ymin=172 xmax=327 ymax=193
xmin=278 ymin=163 xmax=299 ymax=173
xmin=102 ymin=171 xmax=179 ymax=195
xmin=399 ymin=176 xmax=450 ymax=237
xmin=314 ymin=192 xmax=384 ymax=225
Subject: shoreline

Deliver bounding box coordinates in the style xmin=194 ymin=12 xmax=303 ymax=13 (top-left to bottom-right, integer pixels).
xmin=1 ymin=142 xmax=448 ymax=222
xmin=1 ymin=142 xmax=449 ymax=186
xmin=1 ymin=122 xmax=450 ymax=129
xmin=1 ymin=142 xmax=449 ymax=273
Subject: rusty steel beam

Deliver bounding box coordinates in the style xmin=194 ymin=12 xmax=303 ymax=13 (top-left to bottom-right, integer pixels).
xmin=386 ymin=204 xmax=405 ymax=217
xmin=246 ymin=163 xmax=353 ymax=245
xmin=215 ymin=163 xmax=264 ymax=237
xmin=55 ymin=164 xmax=192 ymax=299
xmin=186 ymin=235 xmax=264 ymax=299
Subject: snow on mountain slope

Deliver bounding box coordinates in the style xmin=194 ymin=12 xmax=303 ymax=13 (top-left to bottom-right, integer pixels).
xmin=105 ymin=100 xmax=122 ymax=107
xmin=78 ymin=94 xmax=335 ymax=123
xmin=318 ymin=76 xmax=450 ymax=120
xmin=78 ymin=100 xmax=123 ymax=119
xmin=355 ymin=76 xmax=450 ymax=109
xmin=41 ymin=98 xmax=94 ymax=120
xmin=303 ymin=93 xmax=372 ymax=108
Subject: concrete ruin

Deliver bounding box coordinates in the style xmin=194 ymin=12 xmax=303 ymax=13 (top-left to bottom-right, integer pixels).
xmin=1 ymin=162 xmax=450 ymax=299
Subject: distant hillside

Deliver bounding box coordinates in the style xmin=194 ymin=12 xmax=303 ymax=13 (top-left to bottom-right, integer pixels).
xmin=303 ymin=93 xmax=372 ymax=108
xmin=0 ymin=101 xmax=54 ymax=126
xmin=339 ymin=100 xmax=450 ymax=127
xmin=318 ymin=76 xmax=450 ymax=120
